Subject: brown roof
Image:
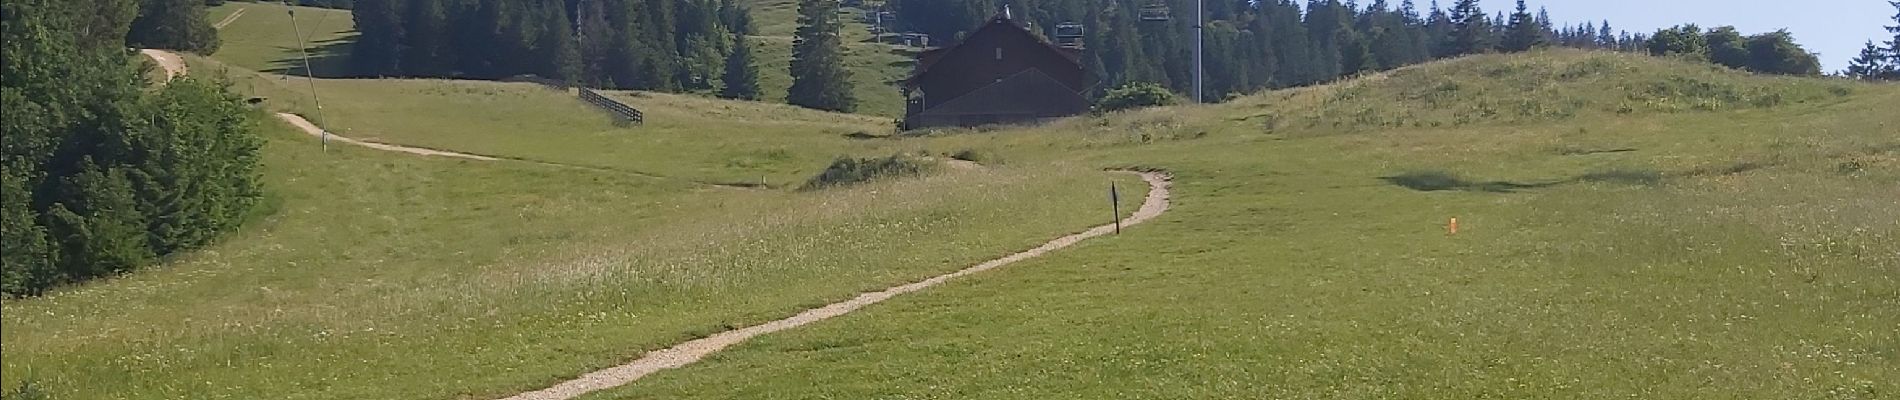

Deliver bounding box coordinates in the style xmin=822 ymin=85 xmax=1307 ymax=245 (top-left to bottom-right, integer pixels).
xmin=903 ymin=13 xmax=1084 ymax=88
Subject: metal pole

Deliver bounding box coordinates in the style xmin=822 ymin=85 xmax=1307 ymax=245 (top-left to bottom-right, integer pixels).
xmin=1193 ymin=0 xmax=1203 ymax=103
xmin=1111 ymin=182 xmax=1122 ymax=235
xmin=286 ymin=2 xmax=328 ymax=151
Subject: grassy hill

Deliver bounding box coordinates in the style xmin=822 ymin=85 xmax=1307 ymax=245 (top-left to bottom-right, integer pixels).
xmin=559 ymin=50 xmax=1899 ymax=399
xmin=10 ymin=43 xmax=1897 ymax=400
xmin=0 ymin=54 xmax=1141 ymax=399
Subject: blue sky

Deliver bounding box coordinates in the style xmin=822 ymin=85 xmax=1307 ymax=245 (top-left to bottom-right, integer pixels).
xmin=1467 ymin=0 xmax=1896 ymax=72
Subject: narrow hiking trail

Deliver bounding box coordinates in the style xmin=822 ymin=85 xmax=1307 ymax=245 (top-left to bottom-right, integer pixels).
xmin=498 ymin=171 xmax=1173 ymax=400
xmin=140 ymin=49 xmax=186 ymax=82
xmin=213 ymin=8 xmax=246 ymax=29
xmin=274 ymin=113 xmax=501 ymax=160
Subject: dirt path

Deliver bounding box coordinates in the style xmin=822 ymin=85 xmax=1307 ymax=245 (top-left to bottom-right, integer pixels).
xmin=213 ymin=8 xmax=246 ymax=29
xmin=943 ymin=159 xmax=983 ymax=170
xmin=498 ymin=171 xmax=1173 ymax=400
xmin=274 ymin=113 xmax=501 ymax=161
xmin=140 ymin=49 xmax=187 ymax=82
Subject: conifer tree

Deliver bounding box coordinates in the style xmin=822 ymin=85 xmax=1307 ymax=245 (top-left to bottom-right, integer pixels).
xmin=1499 ymin=0 xmax=1544 ymax=52
xmin=786 ymin=0 xmax=856 ymax=112
xmin=1844 ymin=41 xmax=1890 ymax=79
xmin=1886 ymin=1 xmax=1900 ymax=77
xmin=720 ymin=34 xmax=762 ymax=100
xmin=1445 ymin=0 xmax=1491 ymax=55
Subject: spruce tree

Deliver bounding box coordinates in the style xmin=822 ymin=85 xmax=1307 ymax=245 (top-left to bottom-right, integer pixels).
xmin=1425 ymin=0 xmax=1454 ymax=57
xmin=1886 ymin=1 xmax=1900 ymax=77
xmin=786 ymin=0 xmax=855 ymax=112
xmin=1445 ymin=0 xmax=1491 ymax=56
xmin=720 ymin=34 xmax=762 ymax=100
xmin=1845 ymin=41 xmax=1890 ymax=79
xmin=1499 ymin=0 xmax=1543 ymax=52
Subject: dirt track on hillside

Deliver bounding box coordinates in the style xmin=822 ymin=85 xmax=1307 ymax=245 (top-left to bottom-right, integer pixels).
xmin=274 ymin=113 xmax=501 ymax=161
xmin=213 ymin=8 xmax=246 ymax=29
xmin=497 ymin=171 xmax=1173 ymax=400
xmin=140 ymin=49 xmax=186 ymax=82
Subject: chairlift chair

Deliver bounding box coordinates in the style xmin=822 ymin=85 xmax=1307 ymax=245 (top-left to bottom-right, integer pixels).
xmin=1139 ymin=1 xmax=1170 ymax=21
xmin=1055 ymin=22 xmax=1085 ymax=48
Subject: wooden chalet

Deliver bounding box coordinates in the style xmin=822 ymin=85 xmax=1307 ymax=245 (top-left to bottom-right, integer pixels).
xmin=901 ymin=11 xmax=1090 ymax=129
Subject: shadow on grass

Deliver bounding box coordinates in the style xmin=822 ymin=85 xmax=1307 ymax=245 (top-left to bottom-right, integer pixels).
xmin=1382 ymin=168 xmax=1665 ymax=193
xmin=267 ymin=36 xmax=356 ymax=78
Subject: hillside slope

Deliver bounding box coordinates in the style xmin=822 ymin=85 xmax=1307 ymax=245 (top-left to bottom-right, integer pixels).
xmin=570 ymin=50 xmax=1900 ymax=399
xmin=0 ymin=52 xmax=1138 ymax=399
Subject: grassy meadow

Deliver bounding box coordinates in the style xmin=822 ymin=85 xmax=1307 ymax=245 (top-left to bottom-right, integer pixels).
xmin=1 ymin=53 xmax=1145 ymax=398
xmin=183 ymin=51 xmax=915 ymax=186
xmin=16 ymin=22 xmax=1900 ymax=399
xmin=208 ymin=2 xmax=356 ymax=77
xmin=572 ymin=50 xmax=1900 ymax=399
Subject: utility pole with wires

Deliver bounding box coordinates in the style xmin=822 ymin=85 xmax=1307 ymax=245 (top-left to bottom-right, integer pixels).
xmin=285 ymin=2 xmax=330 ymax=152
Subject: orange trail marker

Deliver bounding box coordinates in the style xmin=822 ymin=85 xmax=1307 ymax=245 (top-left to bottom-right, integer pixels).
xmin=1448 ymin=217 xmax=1459 ymax=235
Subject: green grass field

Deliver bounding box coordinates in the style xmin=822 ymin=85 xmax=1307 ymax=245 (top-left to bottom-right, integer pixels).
xmin=13 ymin=36 xmax=1900 ymax=400
xmin=2 ymin=50 xmax=1144 ymax=399
xmin=208 ymin=2 xmax=356 ymax=77
xmin=566 ymin=50 xmax=1900 ymax=399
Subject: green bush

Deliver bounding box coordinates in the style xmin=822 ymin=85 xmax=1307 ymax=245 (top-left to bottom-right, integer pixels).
xmin=1096 ymin=82 xmax=1178 ymax=113
xmin=949 ymin=149 xmax=987 ymax=163
xmin=803 ymin=154 xmax=933 ymax=190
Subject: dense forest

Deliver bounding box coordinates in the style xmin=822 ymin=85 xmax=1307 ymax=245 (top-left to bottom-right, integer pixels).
xmin=343 ymin=0 xmax=1832 ymax=109
xmin=350 ymin=0 xmax=751 ymax=92
xmin=891 ymin=0 xmax=1828 ymax=100
xmin=2 ymin=0 xmax=262 ymax=296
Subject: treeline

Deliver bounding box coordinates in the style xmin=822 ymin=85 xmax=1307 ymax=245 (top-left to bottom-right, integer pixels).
xmin=893 ymin=0 xmax=1823 ymax=100
xmin=1646 ymin=25 xmax=1820 ymax=76
xmin=2 ymin=0 xmax=263 ymax=296
xmin=350 ymin=0 xmax=753 ymax=92
xmin=1843 ymin=2 xmax=1900 ymax=80
xmin=130 ymin=0 xmax=221 ymax=53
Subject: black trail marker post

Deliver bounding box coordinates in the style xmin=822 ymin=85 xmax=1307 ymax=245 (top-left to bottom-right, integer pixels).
xmin=1111 ymin=181 xmax=1122 ymax=235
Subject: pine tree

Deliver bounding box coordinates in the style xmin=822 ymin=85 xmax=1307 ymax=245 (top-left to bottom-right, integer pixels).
xmin=1425 ymin=0 xmax=1454 ymax=57
xmin=1886 ymin=1 xmax=1900 ymax=78
xmin=720 ymin=34 xmax=762 ymax=100
xmin=1845 ymin=41 xmax=1890 ymax=79
xmin=1499 ymin=0 xmax=1543 ymax=52
xmin=351 ymin=0 xmax=406 ymax=76
xmin=1598 ymin=20 xmax=1616 ymax=48
xmin=786 ymin=0 xmax=855 ymax=112
xmin=400 ymin=0 xmax=450 ymax=76
xmin=536 ymin=0 xmax=581 ymax=83
xmin=1445 ymin=0 xmax=1491 ymax=56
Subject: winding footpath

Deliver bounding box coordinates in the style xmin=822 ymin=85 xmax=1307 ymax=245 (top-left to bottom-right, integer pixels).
xmin=273 ymin=113 xmax=500 ymax=161
xmin=140 ymin=49 xmax=187 ymax=82
xmin=141 ymin=50 xmax=1177 ymax=398
xmin=498 ymin=171 xmax=1172 ymax=400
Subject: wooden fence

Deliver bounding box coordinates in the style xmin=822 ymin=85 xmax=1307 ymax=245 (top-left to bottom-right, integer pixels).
xmin=577 ymin=87 xmax=644 ymax=126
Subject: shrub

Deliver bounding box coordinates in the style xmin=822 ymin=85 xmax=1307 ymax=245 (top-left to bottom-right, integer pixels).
xmin=949 ymin=149 xmax=987 ymax=163
xmin=802 ymin=154 xmax=934 ymax=189
xmin=1096 ymin=82 xmax=1177 ymax=112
